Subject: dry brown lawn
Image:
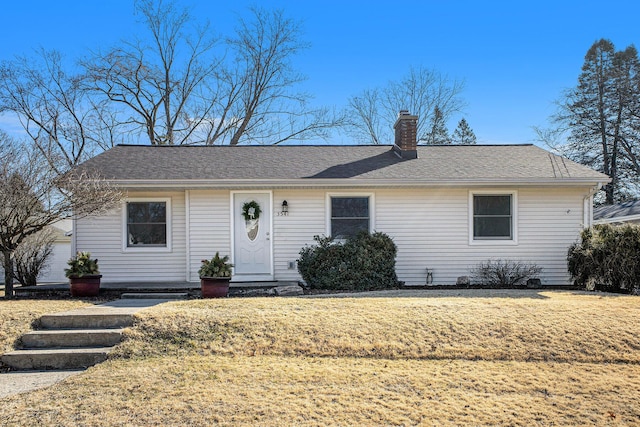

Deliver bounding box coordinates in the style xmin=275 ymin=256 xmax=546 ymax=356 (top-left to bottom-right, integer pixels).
xmin=1 ymin=290 xmax=639 ymax=426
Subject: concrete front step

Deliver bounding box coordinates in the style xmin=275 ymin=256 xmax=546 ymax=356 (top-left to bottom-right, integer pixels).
xmin=40 ymin=313 xmax=133 ymax=329
xmin=120 ymin=292 xmax=188 ymax=299
xmin=2 ymin=299 xmax=169 ymax=372
xmin=21 ymin=329 xmax=124 ymax=348
xmin=1 ymin=347 xmax=112 ymax=370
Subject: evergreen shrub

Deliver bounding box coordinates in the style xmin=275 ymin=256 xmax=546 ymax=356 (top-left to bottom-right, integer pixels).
xmin=297 ymin=231 xmax=399 ymax=291
xmin=568 ymin=224 xmax=640 ymax=293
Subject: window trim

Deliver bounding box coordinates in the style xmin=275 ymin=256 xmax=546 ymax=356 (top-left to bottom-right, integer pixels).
xmin=468 ymin=190 xmax=518 ymax=246
xmin=326 ymin=192 xmax=375 ymax=239
xmin=122 ymin=197 xmax=172 ymax=252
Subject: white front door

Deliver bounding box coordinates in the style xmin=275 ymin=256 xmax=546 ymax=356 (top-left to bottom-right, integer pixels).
xmin=232 ymin=192 xmax=273 ymax=281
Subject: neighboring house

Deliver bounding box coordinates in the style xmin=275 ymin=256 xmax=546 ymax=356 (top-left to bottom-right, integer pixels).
xmin=593 ymin=200 xmax=640 ymax=225
xmin=0 ymin=220 xmax=71 ymax=284
xmin=40 ymin=220 xmax=73 ymax=283
xmin=73 ymin=112 xmax=609 ymax=286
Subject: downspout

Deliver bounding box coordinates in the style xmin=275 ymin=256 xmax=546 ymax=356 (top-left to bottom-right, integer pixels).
xmin=71 ymin=216 xmax=77 ymax=256
xmin=185 ymin=190 xmax=191 ymax=282
xmin=583 ymin=183 xmax=603 ymax=228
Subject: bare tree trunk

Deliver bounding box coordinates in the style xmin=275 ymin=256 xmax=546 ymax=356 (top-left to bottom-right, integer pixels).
xmin=3 ymin=250 xmax=14 ymax=299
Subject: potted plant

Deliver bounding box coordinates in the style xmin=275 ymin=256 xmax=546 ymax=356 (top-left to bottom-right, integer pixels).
xmin=199 ymin=252 xmax=234 ymax=298
xmin=65 ymin=251 xmax=102 ymax=297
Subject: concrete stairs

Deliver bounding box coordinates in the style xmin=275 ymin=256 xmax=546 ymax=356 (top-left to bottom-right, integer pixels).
xmin=21 ymin=329 xmax=125 ymax=348
xmin=1 ymin=313 xmax=130 ymax=371
xmin=3 ymin=348 xmax=115 ymax=371
xmin=1 ymin=298 xmax=177 ymax=371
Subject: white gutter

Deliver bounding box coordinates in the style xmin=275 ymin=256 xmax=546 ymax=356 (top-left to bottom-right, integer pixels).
xmin=185 ymin=190 xmax=191 ymax=282
xmin=106 ymin=177 xmax=609 ymax=190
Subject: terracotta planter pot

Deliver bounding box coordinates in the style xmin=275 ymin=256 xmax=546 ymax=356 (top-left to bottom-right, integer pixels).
xmin=200 ymin=277 xmax=231 ymax=298
xmin=69 ymin=275 xmax=102 ymax=297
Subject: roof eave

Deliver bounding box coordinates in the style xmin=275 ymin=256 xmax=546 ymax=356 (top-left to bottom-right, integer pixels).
xmin=593 ymin=214 xmax=640 ymax=224
xmin=107 ymin=177 xmax=609 ymax=190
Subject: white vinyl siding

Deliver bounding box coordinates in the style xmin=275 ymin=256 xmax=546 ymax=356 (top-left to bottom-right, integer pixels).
xmin=375 ymin=187 xmax=584 ymax=286
xmin=272 ymin=190 xmax=327 ymax=281
xmin=188 ymin=189 xmax=324 ymax=283
xmin=271 ymin=187 xmax=585 ymax=286
xmin=187 ymin=190 xmax=231 ymax=281
xmin=75 ymin=191 xmax=186 ymax=282
xmin=74 ymin=186 xmax=590 ymax=287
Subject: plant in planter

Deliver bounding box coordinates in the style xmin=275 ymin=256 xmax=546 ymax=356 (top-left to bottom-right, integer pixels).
xmin=65 ymin=251 xmax=102 ymax=297
xmin=199 ymin=252 xmax=234 ymax=298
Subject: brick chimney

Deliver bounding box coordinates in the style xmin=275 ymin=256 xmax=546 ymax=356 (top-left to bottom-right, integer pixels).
xmin=393 ymin=110 xmax=418 ymax=159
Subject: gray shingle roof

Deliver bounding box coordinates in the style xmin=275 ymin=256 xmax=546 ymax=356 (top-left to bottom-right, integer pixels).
xmin=593 ymin=200 xmax=640 ymax=221
xmin=77 ymin=144 xmax=609 ymax=187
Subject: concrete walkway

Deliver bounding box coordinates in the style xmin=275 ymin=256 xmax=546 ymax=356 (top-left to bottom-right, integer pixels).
xmin=0 ymin=298 xmax=172 ymax=399
xmin=45 ymin=297 xmax=178 ymax=316
xmin=0 ymin=370 xmax=84 ymax=399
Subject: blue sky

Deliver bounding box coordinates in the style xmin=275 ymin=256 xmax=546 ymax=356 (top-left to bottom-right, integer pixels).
xmin=1 ymin=0 xmax=639 ymax=145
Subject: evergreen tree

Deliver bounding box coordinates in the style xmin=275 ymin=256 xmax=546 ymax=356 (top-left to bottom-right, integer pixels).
xmin=451 ymin=118 xmax=477 ymax=144
xmin=424 ymin=106 xmax=451 ymax=144
xmin=554 ymin=39 xmax=640 ymax=204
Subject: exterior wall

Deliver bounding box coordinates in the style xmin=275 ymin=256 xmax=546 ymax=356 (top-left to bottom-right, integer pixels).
xmin=185 ymin=189 xmax=325 ymax=282
xmin=272 ymin=190 xmax=327 ymax=281
xmin=186 ymin=190 xmax=231 ymax=281
xmin=73 ymin=186 xmax=589 ymax=286
xmin=75 ymin=191 xmax=187 ymax=282
xmin=375 ymin=187 xmax=585 ymax=286
xmin=268 ymin=187 xmax=587 ymax=286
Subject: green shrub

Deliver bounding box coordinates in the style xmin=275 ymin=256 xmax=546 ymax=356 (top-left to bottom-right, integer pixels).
xmin=470 ymin=259 xmax=542 ymax=288
xmin=568 ymin=224 xmax=640 ymax=293
xmin=297 ymin=231 xmax=399 ymax=291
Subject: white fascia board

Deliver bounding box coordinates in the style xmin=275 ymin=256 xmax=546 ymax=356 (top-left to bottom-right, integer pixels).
xmin=109 ymin=178 xmax=608 ymax=190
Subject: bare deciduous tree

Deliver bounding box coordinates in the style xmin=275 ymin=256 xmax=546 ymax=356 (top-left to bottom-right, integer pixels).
xmin=222 ymin=7 xmax=341 ymax=146
xmin=0 ymin=131 xmax=121 ymax=298
xmin=0 ymin=50 xmax=115 ymax=174
xmin=347 ymin=89 xmax=384 ymax=145
xmin=13 ymin=227 xmax=56 ymax=287
xmin=84 ymin=0 xmax=220 ymax=145
xmin=84 ymin=1 xmax=342 ymax=146
xmin=347 ymin=66 xmax=465 ymax=144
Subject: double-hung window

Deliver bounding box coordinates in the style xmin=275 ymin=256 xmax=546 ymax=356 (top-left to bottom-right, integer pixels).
xmin=123 ymin=198 xmax=171 ymax=250
xmin=471 ymin=192 xmax=516 ymax=242
xmin=329 ymin=195 xmax=371 ymax=239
